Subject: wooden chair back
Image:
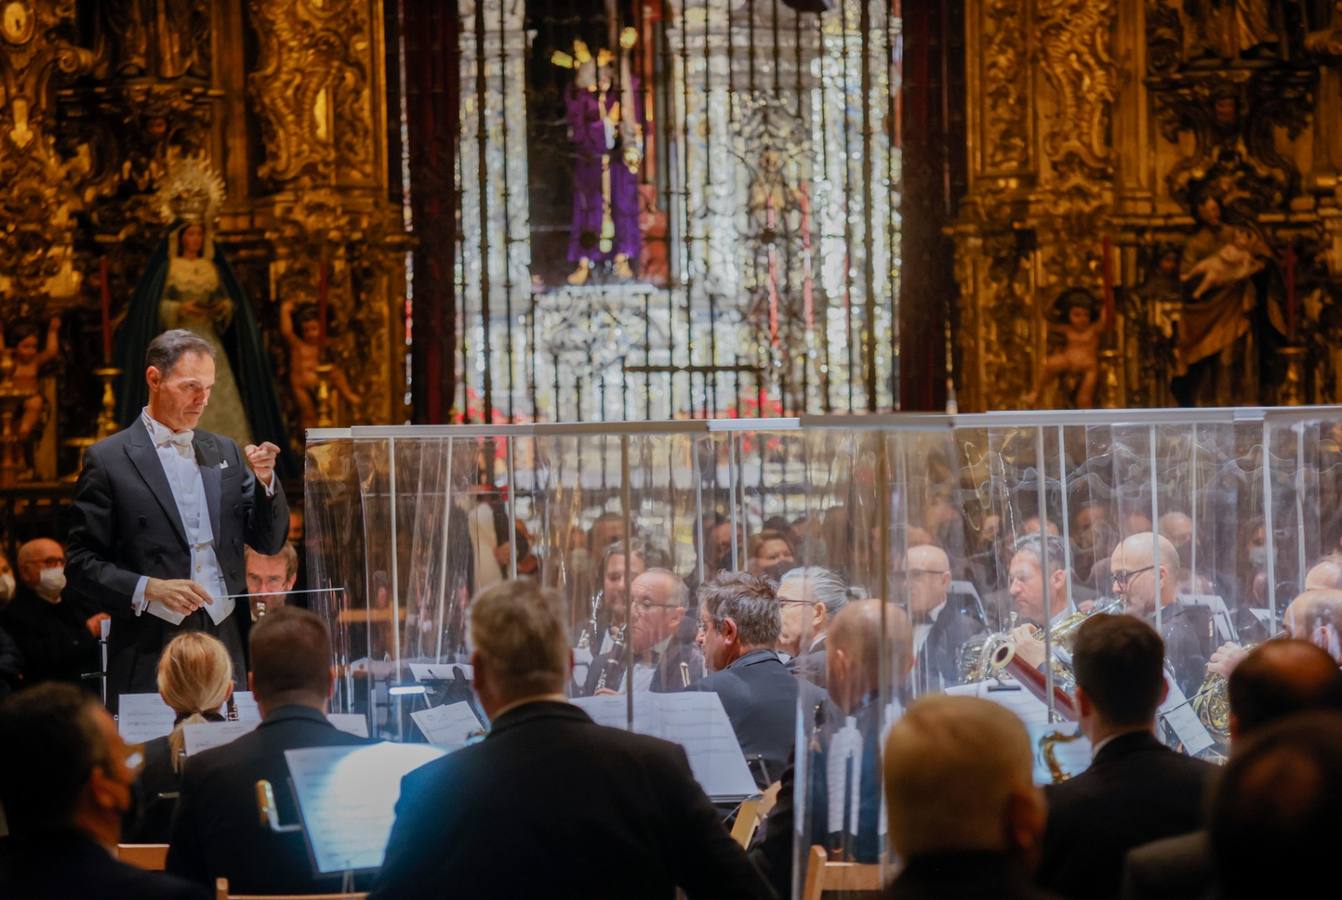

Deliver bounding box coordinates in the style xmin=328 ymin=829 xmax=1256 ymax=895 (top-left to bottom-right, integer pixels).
xmin=215 ymin=879 xmax=368 ymax=900
xmin=116 ymin=843 xmax=169 ymax=871
xmin=800 ymin=845 xmax=885 ymax=900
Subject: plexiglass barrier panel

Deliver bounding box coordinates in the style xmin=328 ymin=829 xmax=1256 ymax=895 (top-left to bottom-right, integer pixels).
xmin=304 ymin=409 xmax=1342 ymax=898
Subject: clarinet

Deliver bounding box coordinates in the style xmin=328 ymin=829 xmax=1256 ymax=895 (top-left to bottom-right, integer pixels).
xmin=594 ymin=625 xmax=626 ymax=693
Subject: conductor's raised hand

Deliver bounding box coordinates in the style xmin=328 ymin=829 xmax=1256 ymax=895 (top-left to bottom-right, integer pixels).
xmin=244 ymin=441 xmax=281 ymax=486
xmin=145 ymin=578 xmax=214 ymax=616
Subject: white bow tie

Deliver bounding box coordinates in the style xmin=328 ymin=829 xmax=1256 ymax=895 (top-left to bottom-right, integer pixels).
xmin=158 ymin=430 xmax=195 ymax=456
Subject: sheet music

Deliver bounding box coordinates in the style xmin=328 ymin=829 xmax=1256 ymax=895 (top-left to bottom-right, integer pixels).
xmin=946 ymin=680 xmax=1057 ymax=728
xmin=327 ymin=713 xmax=370 ymax=738
xmin=285 ymin=743 xmax=445 ymax=874
xmin=117 ymin=694 xmax=179 ymax=743
xmin=410 ymin=701 xmax=484 ymax=750
xmin=1159 ymin=680 xmax=1216 ymax=756
xmin=184 ymin=720 xmax=256 ymax=756
xmin=231 ymin=691 xmax=261 ymax=721
xmin=570 ymin=693 xmax=757 ymax=800
xmin=408 ymin=662 xmax=473 ymax=682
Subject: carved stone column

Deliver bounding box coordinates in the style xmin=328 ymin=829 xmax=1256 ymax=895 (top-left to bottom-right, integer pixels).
xmin=247 ymin=0 xmax=410 ymax=425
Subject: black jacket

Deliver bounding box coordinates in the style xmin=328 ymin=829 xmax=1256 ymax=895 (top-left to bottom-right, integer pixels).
xmin=0 ymin=829 xmax=208 ymax=900
xmin=124 ymin=735 xmax=182 ymax=844
xmin=1037 ymin=731 xmax=1215 ymax=900
xmin=0 ymin=584 xmax=99 ymax=690
xmin=165 ymin=705 xmax=369 ymax=895
xmin=691 ymin=649 xmax=827 ymax=786
xmin=912 ymin=606 xmax=985 ymax=694
xmin=1119 ymin=830 xmax=1212 ymax=900
xmin=888 ymin=851 xmax=1060 ymax=900
xmin=65 ymin=420 xmax=288 ymax=696
xmin=371 ymin=700 xmax=776 ymax=900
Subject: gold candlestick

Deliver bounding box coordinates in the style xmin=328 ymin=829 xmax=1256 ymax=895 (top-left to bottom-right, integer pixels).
xmin=1098 ymin=348 xmax=1123 ymax=409
xmin=315 ymin=363 xmax=335 ymax=428
xmin=1279 ymin=346 xmax=1306 ymax=406
xmin=94 ymin=367 xmax=122 ymax=438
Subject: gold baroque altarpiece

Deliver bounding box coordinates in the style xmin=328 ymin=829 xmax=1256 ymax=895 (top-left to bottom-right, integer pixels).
xmin=955 ymin=0 xmax=1342 ymax=411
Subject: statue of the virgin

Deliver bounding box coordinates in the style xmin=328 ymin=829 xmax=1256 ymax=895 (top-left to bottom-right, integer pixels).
xmin=114 ymin=153 xmax=293 ymax=474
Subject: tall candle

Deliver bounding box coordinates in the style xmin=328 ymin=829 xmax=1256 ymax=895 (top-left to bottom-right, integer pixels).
xmin=1100 ymin=236 xmax=1115 ymax=322
xmin=1284 ymin=246 xmax=1297 ymax=343
xmin=99 ymin=256 xmax=112 ymax=364
xmin=316 ymin=262 xmax=329 ymax=358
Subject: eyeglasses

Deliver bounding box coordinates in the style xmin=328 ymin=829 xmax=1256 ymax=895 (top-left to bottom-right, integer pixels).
xmin=631 ymin=598 xmax=681 ymax=613
xmin=1111 ymin=565 xmax=1155 ymax=588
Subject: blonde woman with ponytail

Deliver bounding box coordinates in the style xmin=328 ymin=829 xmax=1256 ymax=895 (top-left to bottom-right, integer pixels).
xmin=123 ymin=632 xmax=234 ymax=842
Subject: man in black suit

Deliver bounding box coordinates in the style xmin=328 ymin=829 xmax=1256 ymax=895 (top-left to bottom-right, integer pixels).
xmin=66 ymin=330 xmax=288 ymax=700
xmin=0 ymin=682 xmax=208 ymax=899
xmin=749 ymin=599 xmax=914 ymax=896
xmin=884 ymin=694 xmax=1058 ymax=900
xmin=906 ymin=544 xmax=985 ymax=694
xmin=371 ymin=579 xmax=775 ymax=900
xmin=0 ymin=538 xmax=105 ymax=690
xmin=1109 ymin=532 xmax=1209 ymax=697
xmin=693 ymin=571 xmax=825 ymax=786
xmin=583 ymin=567 xmax=703 ymax=694
xmin=166 ymin=607 xmax=369 ymax=894
xmin=1035 ymin=614 xmax=1214 ymax=900
xmin=1120 ymin=639 xmax=1342 ymax=900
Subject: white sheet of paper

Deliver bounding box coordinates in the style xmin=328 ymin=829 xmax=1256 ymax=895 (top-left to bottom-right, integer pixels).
xmin=407 ymin=662 xmax=473 ymax=683
xmin=117 ymin=693 xmax=178 ymax=743
xmin=1159 ymin=681 xmax=1216 ymax=756
xmin=410 ymin=702 xmax=483 ymax=750
xmin=285 ymin=742 xmax=446 ymax=874
xmin=144 ymin=600 xmax=186 ymax=627
xmin=184 ymin=720 xmax=256 ymax=756
xmin=231 ymin=692 xmax=261 ymax=721
xmin=327 ymin=713 xmax=370 ymax=738
xmin=570 ymin=693 xmax=757 ymax=800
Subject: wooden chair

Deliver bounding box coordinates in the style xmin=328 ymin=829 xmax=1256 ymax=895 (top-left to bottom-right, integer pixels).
xmin=215 ymin=879 xmax=367 ymax=900
xmin=799 ymin=845 xmax=886 ymax=900
xmin=115 ymin=843 xmax=169 ymax=871
xmin=730 ymin=780 xmax=784 ymax=848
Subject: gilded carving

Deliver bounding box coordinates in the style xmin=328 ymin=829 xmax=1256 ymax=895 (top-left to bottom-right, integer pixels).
xmin=1038 ymin=0 xmax=1117 ymax=180
xmin=248 ymin=0 xmax=374 ymax=186
xmin=980 ymin=0 xmax=1030 ymax=174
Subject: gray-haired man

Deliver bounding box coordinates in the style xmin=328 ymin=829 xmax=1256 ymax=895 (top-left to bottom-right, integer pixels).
xmin=694 ymin=571 xmax=825 ymax=785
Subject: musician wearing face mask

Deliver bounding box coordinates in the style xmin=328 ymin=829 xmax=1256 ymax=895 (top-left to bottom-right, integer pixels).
xmin=0 ymin=538 xmax=106 ymax=691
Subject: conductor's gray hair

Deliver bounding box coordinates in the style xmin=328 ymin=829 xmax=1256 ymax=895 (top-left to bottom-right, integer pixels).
xmin=778 ymin=566 xmax=852 ymax=614
xmin=146 ymin=328 xmax=216 ymax=375
xmin=468 ymin=580 xmax=569 ymax=699
xmin=699 ymin=571 xmax=781 ymax=648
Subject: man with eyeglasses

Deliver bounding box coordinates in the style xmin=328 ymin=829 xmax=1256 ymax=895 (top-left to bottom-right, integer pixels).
xmin=0 ymin=682 xmax=208 ymax=899
xmin=583 ymin=568 xmax=703 ymax=694
xmin=0 ymin=537 xmax=106 ymax=690
xmin=906 ymin=544 xmax=986 ymax=695
xmin=1109 ymin=532 xmax=1209 ymax=697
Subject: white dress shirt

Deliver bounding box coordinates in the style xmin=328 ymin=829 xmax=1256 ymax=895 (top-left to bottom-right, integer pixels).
xmin=131 ymin=408 xmax=271 ymax=626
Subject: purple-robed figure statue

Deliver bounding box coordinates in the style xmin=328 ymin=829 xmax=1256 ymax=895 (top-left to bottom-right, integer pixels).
xmin=563 ymin=51 xmax=643 ymax=285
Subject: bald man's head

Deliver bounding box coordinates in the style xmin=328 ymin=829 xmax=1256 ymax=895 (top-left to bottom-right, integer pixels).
xmin=826 ymin=599 xmax=913 ymax=713
xmin=1110 ymin=532 xmax=1179 ymax=615
xmin=1228 ymin=640 xmax=1342 ymax=740
xmin=17 ymin=538 xmax=65 ymax=594
xmin=1304 ymin=559 xmax=1342 ymax=591
xmin=905 ymin=544 xmax=951 ymax=616
xmin=1283 ymin=590 xmax=1342 ymax=661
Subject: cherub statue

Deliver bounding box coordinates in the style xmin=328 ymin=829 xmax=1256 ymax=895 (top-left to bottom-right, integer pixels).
xmin=1026 ymin=289 xmax=1113 ymax=409
xmin=1181 ymin=225 xmax=1265 ymax=299
xmin=0 ymin=316 xmax=61 ymax=442
xmin=279 ymin=298 xmax=361 ymax=430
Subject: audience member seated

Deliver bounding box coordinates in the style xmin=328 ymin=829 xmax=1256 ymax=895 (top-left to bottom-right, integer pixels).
xmin=1109 ymin=533 xmax=1209 ymax=696
xmin=883 ymin=694 xmax=1057 ymax=900
xmin=776 ymin=566 xmax=851 ymax=687
xmin=693 ymin=571 xmax=825 ymax=785
xmin=584 ymin=567 xmax=702 ymax=694
xmin=0 ymin=538 xmax=106 ymax=690
xmin=905 ymin=544 xmax=984 ymax=694
xmin=1035 ymin=614 xmax=1214 ymax=900
xmin=749 ymin=600 xmax=913 ymax=896
xmin=166 ymin=607 xmax=370 ymax=894
xmin=124 ymin=632 xmax=235 ymax=843
xmin=0 ymin=550 xmax=14 ymax=610
xmin=747 ymin=530 xmax=796 ymax=579
xmin=245 ymin=542 xmax=298 ymax=620
xmin=371 ymin=579 xmax=775 ymax=900
xmin=0 ymin=683 xmax=208 ymax=899
xmin=1209 ymin=711 xmax=1342 ymax=900
xmin=1120 ymin=640 xmax=1342 ymax=900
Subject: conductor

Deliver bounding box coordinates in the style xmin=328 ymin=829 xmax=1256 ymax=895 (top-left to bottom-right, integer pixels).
xmin=66 ymin=330 xmax=289 ymax=700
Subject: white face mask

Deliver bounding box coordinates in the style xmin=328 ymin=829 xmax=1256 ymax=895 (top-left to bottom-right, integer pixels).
xmin=0 ymin=573 xmax=13 ymax=601
xmin=38 ymin=566 xmax=66 ymax=595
